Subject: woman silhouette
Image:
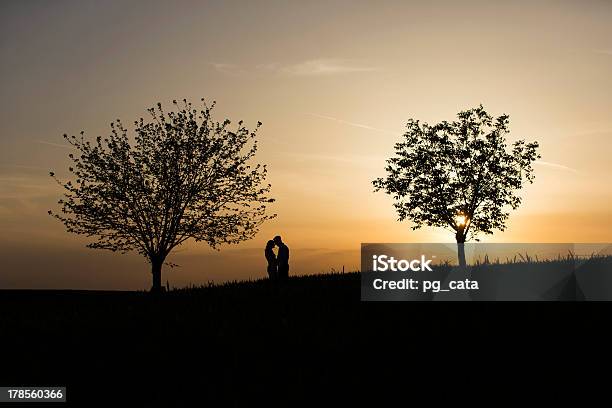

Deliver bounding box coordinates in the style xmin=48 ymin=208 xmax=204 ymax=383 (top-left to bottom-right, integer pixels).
xmin=265 ymin=240 xmax=277 ymax=280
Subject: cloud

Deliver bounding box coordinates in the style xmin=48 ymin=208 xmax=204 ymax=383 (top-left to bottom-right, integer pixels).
xmin=593 ymin=49 xmax=612 ymax=56
xmin=304 ymin=114 xmax=581 ymax=175
xmin=211 ymin=59 xmax=379 ymax=77
xmin=0 ymin=163 xmax=50 ymax=172
xmin=0 ymin=173 xmax=58 ymax=217
xmin=284 ymin=152 xmax=384 ymax=166
xmin=209 ymin=62 xmax=247 ymax=76
xmin=36 ymin=139 xmax=75 ymax=149
xmin=274 ymin=59 xmax=379 ymax=76
xmin=534 ymin=160 xmax=580 ymax=174
xmin=305 ymin=113 xmax=399 ymax=135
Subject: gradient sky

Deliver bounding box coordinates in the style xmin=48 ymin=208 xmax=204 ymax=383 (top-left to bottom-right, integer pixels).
xmin=1 ymin=0 xmax=611 ymax=289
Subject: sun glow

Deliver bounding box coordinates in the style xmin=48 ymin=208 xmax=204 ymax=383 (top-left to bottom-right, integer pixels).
xmin=455 ymin=215 xmax=467 ymax=227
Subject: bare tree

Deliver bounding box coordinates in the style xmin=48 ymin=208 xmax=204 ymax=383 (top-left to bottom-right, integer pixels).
xmin=373 ymin=105 xmax=540 ymax=267
xmin=50 ymin=99 xmax=275 ymax=292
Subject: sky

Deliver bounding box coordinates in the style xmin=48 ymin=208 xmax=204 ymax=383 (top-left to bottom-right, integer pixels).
xmin=1 ymin=0 xmax=611 ymax=289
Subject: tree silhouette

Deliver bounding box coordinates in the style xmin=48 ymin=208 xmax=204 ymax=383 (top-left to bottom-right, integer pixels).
xmin=49 ymin=99 xmax=275 ymax=292
xmin=373 ymin=106 xmax=540 ymax=267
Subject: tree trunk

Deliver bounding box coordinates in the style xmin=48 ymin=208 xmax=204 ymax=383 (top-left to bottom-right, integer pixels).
xmin=151 ymin=258 xmax=163 ymax=293
xmin=456 ymin=231 xmax=467 ymax=268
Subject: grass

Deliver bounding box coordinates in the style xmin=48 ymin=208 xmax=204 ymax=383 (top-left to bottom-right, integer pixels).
xmin=471 ymin=252 xmax=612 ymax=266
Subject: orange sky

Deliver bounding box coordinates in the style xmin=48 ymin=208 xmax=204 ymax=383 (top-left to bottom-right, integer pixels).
xmin=1 ymin=0 xmax=611 ymax=289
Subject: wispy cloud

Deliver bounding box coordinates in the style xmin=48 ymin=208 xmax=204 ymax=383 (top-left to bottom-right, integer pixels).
xmin=211 ymin=59 xmax=379 ymax=77
xmin=209 ymin=62 xmax=247 ymax=76
xmin=303 ymin=115 xmax=581 ymax=174
xmin=534 ymin=160 xmax=580 ymax=174
xmin=305 ymin=113 xmax=399 ymax=135
xmin=0 ymin=173 xmax=57 ymax=206
xmin=593 ymin=49 xmax=612 ymax=56
xmin=0 ymin=164 xmax=50 ymax=171
xmin=272 ymin=59 xmax=379 ymax=76
xmin=286 ymin=154 xmax=580 ymax=174
xmin=36 ymin=139 xmax=75 ymax=149
xmin=285 ymin=152 xmax=384 ymax=165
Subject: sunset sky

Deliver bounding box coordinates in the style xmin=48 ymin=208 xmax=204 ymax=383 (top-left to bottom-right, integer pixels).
xmin=1 ymin=0 xmax=611 ymax=289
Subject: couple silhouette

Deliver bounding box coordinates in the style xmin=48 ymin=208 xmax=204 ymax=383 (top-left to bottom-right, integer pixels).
xmin=265 ymin=235 xmax=289 ymax=281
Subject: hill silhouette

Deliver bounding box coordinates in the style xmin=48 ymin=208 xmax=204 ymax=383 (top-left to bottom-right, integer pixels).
xmin=2 ymin=271 xmax=611 ymax=404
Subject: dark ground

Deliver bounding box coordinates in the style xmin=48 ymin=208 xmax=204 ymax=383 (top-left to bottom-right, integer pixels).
xmin=1 ymin=272 xmax=611 ymax=405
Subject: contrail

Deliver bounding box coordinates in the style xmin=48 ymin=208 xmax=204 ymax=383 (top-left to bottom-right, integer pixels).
xmin=304 ymin=112 xmax=399 ymax=135
xmin=36 ymin=140 xmax=75 ymax=149
xmin=534 ymin=160 xmax=580 ymax=173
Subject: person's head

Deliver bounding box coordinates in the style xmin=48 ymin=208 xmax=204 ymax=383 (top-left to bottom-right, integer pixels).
xmin=273 ymin=235 xmax=283 ymax=245
xmin=266 ymin=240 xmax=275 ymax=249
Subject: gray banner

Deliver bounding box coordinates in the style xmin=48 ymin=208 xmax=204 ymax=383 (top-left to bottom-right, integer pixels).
xmin=361 ymin=243 xmax=612 ymax=301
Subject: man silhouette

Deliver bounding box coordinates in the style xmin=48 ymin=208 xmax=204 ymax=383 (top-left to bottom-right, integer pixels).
xmin=274 ymin=235 xmax=289 ymax=280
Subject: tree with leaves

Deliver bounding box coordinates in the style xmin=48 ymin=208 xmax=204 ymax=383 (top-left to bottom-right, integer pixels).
xmin=50 ymin=99 xmax=275 ymax=292
xmin=373 ymin=105 xmax=540 ymax=267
